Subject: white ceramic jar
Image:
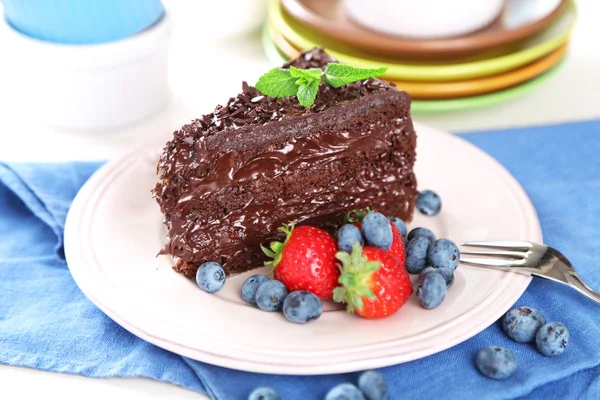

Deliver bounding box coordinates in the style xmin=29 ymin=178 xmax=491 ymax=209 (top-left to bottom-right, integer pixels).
xmin=345 ymin=0 xmax=505 ymax=39
xmin=166 ymin=0 xmax=267 ymax=39
xmin=1 ymin=13 xmax=172 ymax=132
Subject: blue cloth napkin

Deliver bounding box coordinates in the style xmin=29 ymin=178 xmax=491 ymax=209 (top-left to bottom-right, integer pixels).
xmin=1 ymin=119 xmax=599 ymax=399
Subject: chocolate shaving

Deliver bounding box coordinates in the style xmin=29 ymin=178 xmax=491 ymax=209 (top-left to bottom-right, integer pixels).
xmin=161 ymin=48 xmax=396 ymax=146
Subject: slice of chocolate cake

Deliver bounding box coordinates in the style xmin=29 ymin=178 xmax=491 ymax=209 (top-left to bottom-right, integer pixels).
xmin=153 ymin=49 xmax=418 ymax=278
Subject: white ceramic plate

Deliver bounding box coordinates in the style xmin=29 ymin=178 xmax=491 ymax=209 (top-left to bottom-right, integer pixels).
xmin=64 ymin=122 xmax=542 ymax=375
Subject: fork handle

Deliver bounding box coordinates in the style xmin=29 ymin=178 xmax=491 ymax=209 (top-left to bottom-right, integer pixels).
xmin=564 ymin=271 xmax=600 ymax=304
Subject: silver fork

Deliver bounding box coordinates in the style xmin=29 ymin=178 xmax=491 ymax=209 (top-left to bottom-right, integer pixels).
xmin=461 ymin=241 xmax=600 ymax=304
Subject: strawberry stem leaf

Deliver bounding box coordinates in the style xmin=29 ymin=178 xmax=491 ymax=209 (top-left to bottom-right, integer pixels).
xmin=262 ymin=224 xmax=294 ymax=268
xmin=261 ymin=244 xmax=276 ymax=259
xmin=363 ymin=261 xmax=380 ymax=274
xmin=344 ymin=208 xmax=373 ymax=224
xmin=270 ymin=241 xmax=284 ymax=253
xmin=335 ymin=251 xmax=351 ymax=269
xmin=333 ymin=287 xmax=346 ymax=304
xmin=333 ymin=242 xmax=381 ymax=313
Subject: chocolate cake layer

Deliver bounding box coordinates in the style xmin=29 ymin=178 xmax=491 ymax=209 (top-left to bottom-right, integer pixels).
xmin=154 ymin=49 xmax=418 ymax=278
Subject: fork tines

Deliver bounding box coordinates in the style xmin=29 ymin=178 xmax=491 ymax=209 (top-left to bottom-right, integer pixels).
xmin=460 ymin=241 xmax=531 ymax=267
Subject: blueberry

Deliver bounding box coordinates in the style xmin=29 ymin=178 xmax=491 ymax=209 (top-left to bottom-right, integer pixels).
xmin=338 ymin=224 xmax=364 ymax=253
xmin=196 ymin=261 xmax=226 ymax=293
xmin=416 ymin=271 xmax=446 ymax=309
xmin=445 ymin=271 xmax=455 ymax=289
xmin=418 ymin=266 xmax=436 ymax=285
xmin=416 ymin=190 xmax=441 ymax=216
xmin=475 ymin=346 xmax=517 ymax=380
xmin=248 ymin=387 xmax=279 ymax=400
xmin=502 ymin=306 xmax=546 ymax=343
xmin=420 ymin=265 xmax=454 ymax=288
xmin=358 ymin=370 xmax=389 ymax=400
xmin=387 ymin=217 xmax=407 ymax=237
xmin=361 ymin=212 xmax=393 ymax=250
xmin=427 ymin=239 xmax=460 ymax=271
xmin=283 ymin=291 xmax=323 ymax=323
xmin=255 ymin=280 xmax=288 ymax=312
xmin=536 ymin=321 xmax=569 ymax=357
xmin=407 ymin=227 xmax=436 ymax=244
xmin=325 ymin=383 xmax=365 ymax=400
xmin=406 ymin=237 xmax=430 ymax=274
xmin=241 ymin=274 xmax=270 ymax=304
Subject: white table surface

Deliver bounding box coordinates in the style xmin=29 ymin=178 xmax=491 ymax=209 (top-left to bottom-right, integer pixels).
xmin=0 ymin=1 xmax=599 ymax=398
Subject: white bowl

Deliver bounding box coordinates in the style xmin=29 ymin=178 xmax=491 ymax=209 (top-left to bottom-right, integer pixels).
xmin=345 ymin=0 xmax=505 ymax=39
xmin=165 ymin=0 xmax=267 ymax=39
xmin=0 ymin=12 xmax=172 ymax=132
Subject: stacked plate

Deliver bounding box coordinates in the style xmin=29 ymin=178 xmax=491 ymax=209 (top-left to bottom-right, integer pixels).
xmin=263 ymin=0 xmax=577 ymax=112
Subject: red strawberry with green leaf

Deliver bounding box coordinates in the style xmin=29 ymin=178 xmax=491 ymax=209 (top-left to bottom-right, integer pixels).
xmin=333 ymin=242 xmax=413 ymax=319
xmin=345 ymin=209 xmax=406 ymax=262
xmin=262 ymin=225 xmax=339 ymax=299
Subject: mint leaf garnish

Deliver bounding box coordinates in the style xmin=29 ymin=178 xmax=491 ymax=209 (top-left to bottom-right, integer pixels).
xmin=289 ymin=66 xmax=322 ymax=80
xmin=255 ymin=68 xmax=299 ymax=98
xmin=297 ymin=78 xmax=320 ymax=108
xmin=324 ymin=64 xmax=387 ymax=88
xmin=289 ymin=66 xmax=322 ymax=108
xmin=254 ymin=61 xmax=388 ymax=108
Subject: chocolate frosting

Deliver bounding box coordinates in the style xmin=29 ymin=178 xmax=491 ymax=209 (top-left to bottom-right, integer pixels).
xmin=153 ymin=48 xmax=417 ymax=276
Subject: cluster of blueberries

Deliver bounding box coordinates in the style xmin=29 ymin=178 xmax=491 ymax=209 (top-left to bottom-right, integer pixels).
xmin=196 ymin=262 xmax=323 ymax=324
xmin=249 ymin=370 xmax=390 ymax=400
xmin=242 ymin=276 xmax=323 ymax=323
xmin=338 ymin=190 xmax=458 ymax=310
xmin=475 ymin=306 xmax=570 ymax=380
xmin=408 ymin=229 xmax=459 ymax=309
xmin=409 ymin=191 xmax=459 ymax=309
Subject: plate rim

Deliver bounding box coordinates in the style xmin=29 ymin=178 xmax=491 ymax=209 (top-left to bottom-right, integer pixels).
xmin=269 ymin=0 xmax=576 ymax=81
xmin=64 ymin=122 xmax=542 ymax=375
xmin=281 ymin=0 xmax=567 ymax=58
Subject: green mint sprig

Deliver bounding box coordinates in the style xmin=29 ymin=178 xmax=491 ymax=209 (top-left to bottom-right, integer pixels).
xmin=255 ymin=63 xmax=387 ymax=108
xmin=324 ymin=64 xmax=387 ymax=88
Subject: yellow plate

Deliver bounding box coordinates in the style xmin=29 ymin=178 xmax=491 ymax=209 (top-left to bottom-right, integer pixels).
xmin=269 ymin=25 xmax=568 ymax=100
xmin=268 ymin=0 xmax=576 ymax=82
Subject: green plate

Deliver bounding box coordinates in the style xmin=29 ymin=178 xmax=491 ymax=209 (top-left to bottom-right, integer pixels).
xmin=268 ymin=0 xmax=576 ymax=82
xmin=261 ymin=25 xmax=564 ymax=113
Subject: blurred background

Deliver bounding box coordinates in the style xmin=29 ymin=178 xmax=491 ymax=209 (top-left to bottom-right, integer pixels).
xmin=0 ymin=0 xmax=598 ymax=161
xmin=0 ymin=1 xmax=599 ymax=398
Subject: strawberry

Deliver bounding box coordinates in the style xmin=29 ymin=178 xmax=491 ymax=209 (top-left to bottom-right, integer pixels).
xmin=388 ymin=223 xmax=406 ymax=262
xmin=346 ymin=209 xmax=406 ymax=263
xmin=262 ymin=225 xmax=339 ymax=299
xmin=333 ymin=243 xmax=413 ymax=319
